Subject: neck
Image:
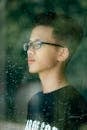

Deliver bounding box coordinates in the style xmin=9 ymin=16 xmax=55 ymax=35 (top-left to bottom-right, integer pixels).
xmin=39 ymin=66 xmax=69 ymax=94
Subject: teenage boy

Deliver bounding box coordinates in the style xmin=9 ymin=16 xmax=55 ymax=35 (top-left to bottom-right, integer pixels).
xmin=24 ymin=12 xmax=87 ymax=130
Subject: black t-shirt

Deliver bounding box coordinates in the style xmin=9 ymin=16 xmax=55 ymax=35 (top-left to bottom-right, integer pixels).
xmin=25 ymin=86 xmax=87 ymax=130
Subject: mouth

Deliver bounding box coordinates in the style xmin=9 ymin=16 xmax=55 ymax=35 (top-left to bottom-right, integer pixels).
xmin=28 ymin=59 xmax=35 ymax=64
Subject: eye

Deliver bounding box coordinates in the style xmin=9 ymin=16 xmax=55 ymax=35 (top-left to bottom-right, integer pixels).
xmin=34 ymin=43 xmax=41 ymax=49
xmin=33 ymin=41 xmax=42 ymax=49
xmin=36 ymin=40 xmax=41 ymax=44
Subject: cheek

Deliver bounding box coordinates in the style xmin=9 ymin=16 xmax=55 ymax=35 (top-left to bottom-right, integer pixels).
xmin=37 ymin=50 xmax=57 ymax=69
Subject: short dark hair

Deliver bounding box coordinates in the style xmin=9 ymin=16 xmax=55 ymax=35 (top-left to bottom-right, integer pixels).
xmin=33 ymin=12 xmax=57 ymax=26
xmin=33 ymin=12 xmax=83 ymax=56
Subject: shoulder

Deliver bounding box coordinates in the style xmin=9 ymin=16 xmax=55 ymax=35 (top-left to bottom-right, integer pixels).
xmin=62 ymin=85 xmax=86 ymax=100
xmin=65 ymin=86 xmax=87 ymax=123
xmin=27 ymin=91 xmax=43 ymax=106
xmin=57 ymin=85 xmax=87 ymax=113
xmin=63 ymin=85 xmax=87 ymax=107
xmin=31 ymin=91 xmax=43 ymax=101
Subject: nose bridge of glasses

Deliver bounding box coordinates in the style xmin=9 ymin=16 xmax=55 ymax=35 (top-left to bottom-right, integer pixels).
xmin=29 ymin=42 xmax=34 ymax=50
xmin=28 ymin=41 xmax=35 ymax=50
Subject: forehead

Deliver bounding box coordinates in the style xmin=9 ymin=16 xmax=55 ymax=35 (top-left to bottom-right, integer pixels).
xmin=30 ymin=25 xmax=55 ymax=42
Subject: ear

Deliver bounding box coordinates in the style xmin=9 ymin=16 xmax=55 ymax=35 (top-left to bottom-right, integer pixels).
xmin=57 ymin=47 xmax=69 ymax=62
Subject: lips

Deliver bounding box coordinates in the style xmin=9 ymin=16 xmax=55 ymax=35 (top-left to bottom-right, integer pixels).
xmin=28 ymin=58 xmax=35 ymax=64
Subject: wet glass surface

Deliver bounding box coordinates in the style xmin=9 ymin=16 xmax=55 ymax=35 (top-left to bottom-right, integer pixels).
xmin=0 ymin=0 xmax=87 ymax=129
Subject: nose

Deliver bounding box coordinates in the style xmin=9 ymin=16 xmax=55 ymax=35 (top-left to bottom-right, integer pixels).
xmin=27 ymin=48 xmax=35 ymax=56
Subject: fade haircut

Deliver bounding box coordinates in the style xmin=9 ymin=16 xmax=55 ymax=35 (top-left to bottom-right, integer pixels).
xmin=33 ymin=12 xmax=83 ymax=57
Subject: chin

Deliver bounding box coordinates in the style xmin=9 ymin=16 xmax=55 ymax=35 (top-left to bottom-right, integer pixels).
xmin=28 ymin=63 xmax=42 ymax=74
xmin=29 ymin=68 xmax=39 ymax=74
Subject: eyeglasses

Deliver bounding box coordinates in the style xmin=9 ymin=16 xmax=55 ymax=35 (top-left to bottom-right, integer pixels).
xmin=23 ymin=39 xmax=64 ymax=51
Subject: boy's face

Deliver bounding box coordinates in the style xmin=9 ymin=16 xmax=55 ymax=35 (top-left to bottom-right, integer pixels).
xmin=27 ymin=25 xmax=62 ymax=74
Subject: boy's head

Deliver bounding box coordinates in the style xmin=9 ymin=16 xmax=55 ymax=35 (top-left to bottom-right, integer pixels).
xmin=33 ymin=12 xmax=83 ymax=58
xmin=26 ymin=12 xmax=83 ymax=73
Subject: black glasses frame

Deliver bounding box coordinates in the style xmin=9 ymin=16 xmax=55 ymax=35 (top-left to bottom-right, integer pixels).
xmin=23 ymin=40 xmax=64 ymax=51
